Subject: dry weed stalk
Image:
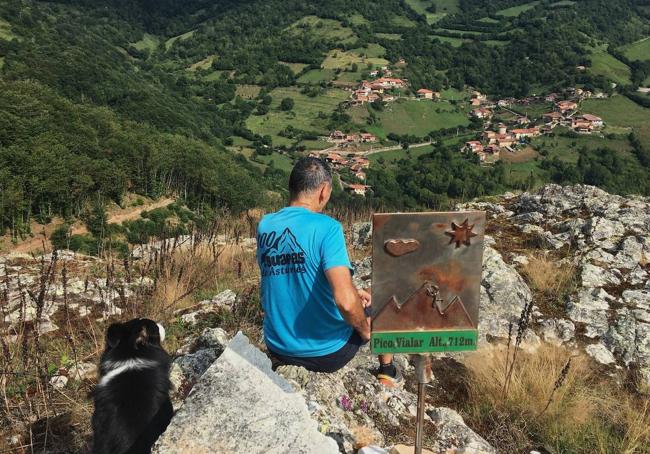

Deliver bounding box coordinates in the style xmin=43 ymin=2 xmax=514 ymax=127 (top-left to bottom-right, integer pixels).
xmin=502 ymin=299 xmax=533 ymax=396
xmin=538 ymin=356 xmax=572 ymax=416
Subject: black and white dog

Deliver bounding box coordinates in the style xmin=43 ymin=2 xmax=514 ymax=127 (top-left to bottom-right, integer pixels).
xmin=92 ymin=318 xmax=174 ymax=454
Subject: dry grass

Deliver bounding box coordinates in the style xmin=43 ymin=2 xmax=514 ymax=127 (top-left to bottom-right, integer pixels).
xmin=462 ymin=345 xmax=650 ymax=453
xmin=520 ymin=253 xmax=577 ymax=317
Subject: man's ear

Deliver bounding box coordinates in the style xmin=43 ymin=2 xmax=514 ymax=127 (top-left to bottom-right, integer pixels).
xmin=106 ymin=323 xmax=124 ymax=348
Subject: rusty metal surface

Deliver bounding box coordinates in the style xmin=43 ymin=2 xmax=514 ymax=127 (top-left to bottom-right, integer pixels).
xmin=371 ymin=211 xmax=485 ymax=333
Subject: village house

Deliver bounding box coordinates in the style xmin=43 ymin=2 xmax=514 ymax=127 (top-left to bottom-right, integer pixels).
xmin=581 ymin=114 xmax=603 ymax=128
xmin=359 ymin=133 xmax=377 ymax=143
xmin=354 ymin=170 xmax=366 ymax=181
xmin=374 ymin=77 xmax=406 ymax=89
xmin=416 ymin=88 xmax=440 ymax=100
xmin=351 ymin=156 xmax=370 ymax=168
xmin=471 ymin=107 xmax=493 ymax=119
xmin=543 ymin=111 xmax=563 ymax=125
xmin=497 ymin=99 xmax=511 ymax=107
xmin=571 ymin=114 xmax=603 ymax=132
xmin=464 ymin=141 xmax=484 ymax=153
xmin=470 ymin=98 xmax=482 ymax=107
xmin=511 ymin=127 xmax=541 ymax=139
xmin=325 ymin=153 xmax=348 ymax=168
xmin=345 ymin=184 xmax=371 ymax=197
xmin=471 ymin=91 xmax=487 ymax=101
xmin=482 ymin=130 xmax=497 ymax=144
xmin=328 ymin=130 xmax=347 ymax=142
xmin=545 ymin=93 xmax=559 ymax=102
xmin=556 ymin=100 xmax=578 ymax=113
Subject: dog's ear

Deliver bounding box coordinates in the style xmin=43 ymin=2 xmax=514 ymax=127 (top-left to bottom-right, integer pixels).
xmin=134 ymin=325 xmax=149 ymax=348
xmin=106 ymin=323 xmax=124 ymax=348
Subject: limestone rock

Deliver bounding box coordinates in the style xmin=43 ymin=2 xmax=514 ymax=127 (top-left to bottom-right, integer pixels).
xmin=67 ymin=361 xmax=97 ymax=381
xmin=479 ymin=246 xmax=532 ymax=340
xmin=352 ymin=222 xmax=372 ymax=249
xmin=540 ymin=319 xmax=575 ymax=346
xmin=426 ymin=407 xmax=496 ymax=454
xmin=585 ymin=343 xmax=616 ymax=365
xmin=153 ymin=332 xmax=339 ymax=454
xmin=566 ymin=288 xmax=612 ymax=338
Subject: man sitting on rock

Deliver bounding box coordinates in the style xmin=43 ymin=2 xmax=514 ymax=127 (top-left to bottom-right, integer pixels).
xmin=256 ymin=157 xmax=400 ymax=386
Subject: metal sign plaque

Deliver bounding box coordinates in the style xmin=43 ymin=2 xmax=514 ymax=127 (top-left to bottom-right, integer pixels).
xmin=371 ymin=211 xmax=486 ymax=354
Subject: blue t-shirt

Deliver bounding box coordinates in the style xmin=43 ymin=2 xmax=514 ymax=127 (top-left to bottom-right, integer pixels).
xmin=256 ymin=206 xmax=353 ymax=357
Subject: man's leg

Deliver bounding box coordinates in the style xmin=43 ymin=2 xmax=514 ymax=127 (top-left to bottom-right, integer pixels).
xmin=377 ymin=353 xmax=400 ymax=386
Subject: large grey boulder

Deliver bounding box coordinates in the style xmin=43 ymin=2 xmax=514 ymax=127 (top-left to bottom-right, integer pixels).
xmin=153 ymin=332 xmax=339 ymax=454
xmin=479 ymin=245 xmax=532 ymax=339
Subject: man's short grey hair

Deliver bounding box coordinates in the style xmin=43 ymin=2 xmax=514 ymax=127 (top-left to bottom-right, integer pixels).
xmin=289 ymin=157 xmax=332 ymax=199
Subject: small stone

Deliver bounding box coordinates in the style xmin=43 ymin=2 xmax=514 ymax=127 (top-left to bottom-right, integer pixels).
xmin=68 ymin=361 xmax=97 ymax=381
xmin=49 ymin=375 xmax=68 ymax=389
xmin=585 ymin=344 xmax=616 ymax=365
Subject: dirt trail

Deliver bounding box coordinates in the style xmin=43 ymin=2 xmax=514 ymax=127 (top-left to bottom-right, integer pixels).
xmin=3 ymin=197 xmax=175 ymax=255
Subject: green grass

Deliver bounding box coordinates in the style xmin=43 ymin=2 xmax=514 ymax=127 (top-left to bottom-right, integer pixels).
xmin=431 ymin=35 xmax=472 ymax=47
xmin=298 ymin=139 xmax=331 ymax=151
xmin=550 ymin=0 xmax=576 ymax=6
xmin=187 ymin=55 xmax=217 ymax=71
xmin=619 ymin=37 xmax=650 ymax=62
xmin=357 ymin=43 xmax=386 ymax=59
xmin=297 ymin=69 xmax=336 ymax=84
xmin=336 ymin=71 xmax=364 ymax=83
xmin=165 ymin=30 xmax=195 ymax=51
xmin=321 ymin=49 xmax=389 ymax=70
xmin=588 ymin=45 xmax=631 ymax=85
xmin=391 ymin=15 xmax=418 ymax=28
xmin=132 ymin=33 xmax=159 ymax=52
xmin=405 ymin=0 xmax=444 ymax=24
xmin=369 ymin=133 xmax=471 ymax=165
xmin=348 ymin=14 xmax=368 ymax=26
xmin=496 ymin=1 xmax=540 ymax=17
xmin=433 ymin=0 xmax=460 ymax=14
xmin=375 ymin=33 xmax=402 ymax=40
xmin=280 ymin=62 xmax=309 ymax=74
xmin=285 ymin=16 xmax=357 ymax=44
xmin=255 ymin=152 xmax=294 ymax=172
xmin=441 ymin=88 xmax=470 ymax=101
xmin=204 ymin=70 xmax=230 ymax=81
xmin=0 ymin=18 xmax=16 ymax=41
xmin=478 ymin=17 xmax=501 ymax=23
xmin=582 ymin=95 xmax=650 ymax=149
xmin=376 ymin=99 xmax=470 ymax=136
xmin=533 ymin=129 xmax=632 ymax=164
xmin=245 ymin=87 xmax=349 ymax=143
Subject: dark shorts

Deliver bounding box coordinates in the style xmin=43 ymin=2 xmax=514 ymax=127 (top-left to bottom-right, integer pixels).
xmin=269 ymin=331 xmax=367 ymax=373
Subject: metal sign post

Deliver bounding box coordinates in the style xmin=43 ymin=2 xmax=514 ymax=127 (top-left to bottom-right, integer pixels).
xmin=370 ymin=211 xmax=485 ymax=453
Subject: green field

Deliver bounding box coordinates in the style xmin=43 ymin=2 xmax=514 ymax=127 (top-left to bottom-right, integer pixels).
xmin=255 ymin=152 xmax=295 ymax=172
xmin=132 ymin=33 xmax=159 ymax=52
xmin=478 ymin=17 xmax=501 ymax=24
xmin=204 ymin=70 xmax=230 ymax=81
xmin=280 ymin=62 xmax=309 ymax=74
xmin=285 ymin=16 xmax=357 ymax=44
xmin=550 ymin=0 xmax=576 ymax=6
xmin=375 ymin=33 xmax=402 ymax=40
xmin=321 ymin=49 xmax=388 ymax=70
xmin=348 ymin=14 xmax=368 ymax=25
xmin=533 ymin=129 xmax=632 ymax=164
xmin=620 ymin=37 xmax=650 ymax=62
xmin=368 ymin=133 xmax=471 ymax=165
xmin=497 ymin=1 xmax=540 ymax=17
xmin=405 ymin=0 xmax=445 ymax=24
xmin=376 ymin=99 xmax=470 ymax=136
xmin=165 ymin=30 xmax=195 ymax=50
xmin=188 ymin=55 xmax=217 ymax=71
xmin=442 ymin=88 xmax=470 ymax=101
xmin=246 ymin=87 xmax=349 ymax=143
xmin=588 ymin=45 xmax=631 ymax=85
xmin=391 ymin=15 xmax=417 ymax=28
xmin=582 ymin=95 xmax=650 ymax=148
xmin=297 ymin=69 xmax=336 ymax=84
xmin=0 ymin=18 xmax=16 ymax=41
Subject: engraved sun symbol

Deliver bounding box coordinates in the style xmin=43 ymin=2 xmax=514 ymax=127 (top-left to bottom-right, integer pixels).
xmin=445 ymin=219 xmax=477 ymax=248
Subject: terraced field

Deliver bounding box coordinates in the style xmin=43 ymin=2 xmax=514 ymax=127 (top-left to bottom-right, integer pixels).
xmin=245 ymin=87 xmax=349 ymax=145
xmin=588 ymin=45 xmax=631 ymax=85
xmin=496 ymin=1 xmax=540 ymax=17
xmin=285 ymin=16 xmax=357 ymax=44
xmin=376 ymin=99 xmax=470 ymax=136
xmin=620 ymin=37 xmax=650 ymax=62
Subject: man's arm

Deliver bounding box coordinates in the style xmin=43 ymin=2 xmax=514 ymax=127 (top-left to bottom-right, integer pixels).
xmin=325 ymin=266 xmax=371 ymax=341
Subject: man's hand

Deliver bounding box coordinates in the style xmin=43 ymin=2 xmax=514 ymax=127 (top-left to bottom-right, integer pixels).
xmin=325 ymin=266 xmax=370 ymax=341
xmin=357 ymin=288 xmax=371 ymax=308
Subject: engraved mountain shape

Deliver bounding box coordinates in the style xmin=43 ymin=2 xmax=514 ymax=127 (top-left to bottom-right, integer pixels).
xmin=373 ymin=281 xmax=475 ymax=332
xmin=271 ymin=228 xmax=305 ymax=254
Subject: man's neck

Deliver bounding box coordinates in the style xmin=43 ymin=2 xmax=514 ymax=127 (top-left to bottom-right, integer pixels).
xmin=289 ymin=199 xmax=320 ymax=212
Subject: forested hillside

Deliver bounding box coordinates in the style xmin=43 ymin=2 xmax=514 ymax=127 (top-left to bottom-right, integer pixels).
xmin=1 ymin=0 xmax=649 ymax=241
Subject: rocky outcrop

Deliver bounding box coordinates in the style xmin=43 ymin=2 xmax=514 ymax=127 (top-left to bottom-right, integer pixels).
xmin=160 ymin=330 xmax=494 ymax=454
xmin=154 ymin=332 xmax=339 ymax=453
xmin=462 ymin=184 xmax=650 ymax=385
